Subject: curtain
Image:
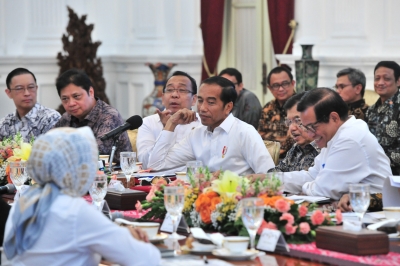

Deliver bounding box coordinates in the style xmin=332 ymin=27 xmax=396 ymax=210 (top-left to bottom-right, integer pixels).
xmin=200 ymin=0 xmax=225 ymax=81
xmin=267 ymin=0 xmax=295 ymax=55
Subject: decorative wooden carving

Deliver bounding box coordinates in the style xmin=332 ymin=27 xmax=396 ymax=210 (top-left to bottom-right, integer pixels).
xmin=56 ymin=6 xmax=109 ymax=114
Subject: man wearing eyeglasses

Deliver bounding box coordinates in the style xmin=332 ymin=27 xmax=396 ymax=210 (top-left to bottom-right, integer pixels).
xmin=0 ymin=68 xmax=61 ymax=141
xmin=335 ymin=68 xmax=369 ymax=120
xmin=258 ymin=66 xmax=296 ymax=159
xmin=137 ymin=71 xmax=201 ymax=171
xmin=218 ymin=68 xmax=262 ymax=129
xmin=282 ymin=87 xmax=390 ymax=200
xmin=268 ymin=92 xmax=319 ymax=172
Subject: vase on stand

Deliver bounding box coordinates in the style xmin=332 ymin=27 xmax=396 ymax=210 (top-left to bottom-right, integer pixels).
xmin=142 ymin=63 xmax=176 ymax=117
xmin=295 ymin=45 xmax=319 ymax=92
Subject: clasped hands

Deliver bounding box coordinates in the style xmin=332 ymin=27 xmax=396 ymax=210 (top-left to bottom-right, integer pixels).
xmin=157 ymin=108 xmax=197 ymax=131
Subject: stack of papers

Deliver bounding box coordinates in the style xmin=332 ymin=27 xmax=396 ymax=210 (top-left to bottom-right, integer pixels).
xmin=286 ymin=195 xmax=330 ymax=203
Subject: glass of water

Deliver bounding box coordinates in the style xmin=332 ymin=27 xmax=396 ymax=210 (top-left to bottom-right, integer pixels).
xmin=186 ymin=161 xmax=203 ymax=183
xmin=9 ymin=161 xmax=28 ymax=193
xmin=164 ymin=186 xmax=185 ymax=239
xmin=89 ymin=174 xmax=108 ymax=211
xmin=349 ymin=184 xmax=370 ymax=222
xmin=241 ymin=197 xmax=265 ymax=251
xmin=120 ymin=152 xmax=136 ymax=188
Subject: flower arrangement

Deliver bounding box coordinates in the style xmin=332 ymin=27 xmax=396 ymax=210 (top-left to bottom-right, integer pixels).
xmin=136 ymin=167 xmax=342 ymax=244
xmin=0 ymin=132 xmax=33 ymax=186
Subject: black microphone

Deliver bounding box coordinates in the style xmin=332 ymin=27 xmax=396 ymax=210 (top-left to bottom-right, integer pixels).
xmin=0 ymin=184 xmax=16 ymax=194
xmin=100 ymin=115 xmax=143 ymax=141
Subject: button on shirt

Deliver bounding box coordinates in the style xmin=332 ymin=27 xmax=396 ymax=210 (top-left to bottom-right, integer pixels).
xmin=282 ymin=116 xmax=391 ymax=200
xmin=147 ymin=114 xmax=275 ymax=175
xmin=0 ymin=103 xmax=60 ymax=141
xmin=137 ymin=113 xmax=202 ymax=171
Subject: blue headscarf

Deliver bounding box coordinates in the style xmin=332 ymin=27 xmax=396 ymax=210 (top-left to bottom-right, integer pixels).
xmin=3 ymin=127 xmax=98 ymax=259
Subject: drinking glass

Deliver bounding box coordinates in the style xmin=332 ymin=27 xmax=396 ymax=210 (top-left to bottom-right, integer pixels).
xmin=9 ymin=161 xmax=28 ymax=193
xmin=349 ymin=184 xmax=370 ymax=222
xmin=120 ymin=152 xmax=136 ymax=188
xmin=89 ymin=174 xmax=108 ymax=211
xmin=164 ymin=186 xmax=185 ymax=239
xmin=241 ymin=197 xmax=265 ymax=251
xmin=186 ymin=161 xmax=203 ymax=183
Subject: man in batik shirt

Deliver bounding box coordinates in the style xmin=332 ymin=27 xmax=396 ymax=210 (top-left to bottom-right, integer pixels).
xmin=366 ymin=61 xmax=400 ymax=175
xmin=0 ymin=68 xmax=60 ymax=141
xmin=258 ymin=66 xmax=295 ymax=158
xmin=268 ymin=92 xmax=319 ymax=172
xmin=335 ymin=68 xmax=369 ymax=120
xmin=53 ymin=69 xmax=132 ymax=163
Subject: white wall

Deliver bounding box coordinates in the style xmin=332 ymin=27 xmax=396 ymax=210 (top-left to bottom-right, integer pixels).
xmin=276 ymin=0 xmax=400 ymax=92
xmin=0 ymin=0 xmax=203 ymax=119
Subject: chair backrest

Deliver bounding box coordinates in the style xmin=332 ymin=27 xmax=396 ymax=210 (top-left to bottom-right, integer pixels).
xmin=264 ymin=140 xmax=280 ymax=165
xmin=127 ymin=129 xmax=138 ymax=154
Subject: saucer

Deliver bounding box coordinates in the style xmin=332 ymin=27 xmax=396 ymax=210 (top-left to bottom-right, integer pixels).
xmin=212 ymin=248 xmax=259 ymax=261
xmin=150 ymin=233 xmax=169 ymax=243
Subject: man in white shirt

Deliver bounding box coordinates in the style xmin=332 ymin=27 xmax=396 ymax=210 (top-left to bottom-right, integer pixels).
xmin=147 ymin=76 xmax=275 ymax=175
xmin=282 ymin=87 xmax=391 ymax=200
xmin=137 ymin=71 xmax=201 ymax=171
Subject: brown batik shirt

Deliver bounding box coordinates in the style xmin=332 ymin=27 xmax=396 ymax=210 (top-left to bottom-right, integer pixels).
xmin=258 ymin=99 xmax=295 ymax=158
xmin=54 ymin=98 xmax=132 ymax=163
xmin=348 ymin=99 xmax=369 ymax=121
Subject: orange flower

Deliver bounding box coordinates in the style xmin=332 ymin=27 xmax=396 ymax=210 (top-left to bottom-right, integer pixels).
xmin=258 ymin=195 xmax=294 ymax=208
xmin=195 ymin=191 xmax=221 ymax=224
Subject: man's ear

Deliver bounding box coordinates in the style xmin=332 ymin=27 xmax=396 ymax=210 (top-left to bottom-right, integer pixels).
xmin=191 ymin=94 xmax=198 ymax=106
xmin=224 ymin=101 xmax=233 ymax=114
xmin=89 ymin=87 xmax=95 ymax=97
xmin=5 ymin=89 xmax=12 ymax=99
xmin=354 ymin=84 xmax=362 ymax=95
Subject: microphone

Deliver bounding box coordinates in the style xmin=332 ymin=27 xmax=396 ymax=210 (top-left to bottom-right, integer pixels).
xmin=0 ymin=184 xmax=16 ymax=194
xmin=100 ymin=115 xmax=143 ymax=141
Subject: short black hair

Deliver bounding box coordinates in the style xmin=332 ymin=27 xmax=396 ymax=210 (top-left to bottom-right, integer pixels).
xmin=163 ymin=71 xmax=197 ymax=94
xmin=283 ymin=92 xmax=306 ymax=111
xmin=267 ymin=66 xmax=293 ymax=85
xmin=201 ymin=76 xmax=237 ymax=108
xmin=56 ymin=69 xmax=92 ymax=96
xmin=336 ymin=68 xmax=366 ymax=97
xmin=297 ymin=87 xmax=348 ymax=122
xmin=218 ymin=68 xmax=243 ymax=84
xmin=374 ymin=61 xmax=400 ymax=82
xmin=6 ymin=68 xmax=37 ymax=89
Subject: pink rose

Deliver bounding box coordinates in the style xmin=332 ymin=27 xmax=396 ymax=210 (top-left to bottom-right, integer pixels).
xmin=335 ymin=209 xmax=343 ymax=224
xmin=285 ymin=223 xmax=298 ymax=235
xmin=275 ymin=199 xmax=290 ymax=213
xmin=257 ymin=220 xmax=278 ymax=234
xmin=323 ymin=211 xmax=331 ymax=221
xmin=135 ymin=200 xmax=143 ymax=212
xmin=299 ymin=222 xmax=310 ymax=234
xmin=279 ymin=212 xmax=295 ymax=225
xmin=146 ymin=189 xmax=156 ymax=202
xmin=311 ymin=210 xmax=324 ymax=225
xmin=265 ymin=221 xmax=278 ymax=230
xmin=170 ymin=179 xmax=185 ymax=187
xmin=298 ymin=205 xmax=308 ymax=217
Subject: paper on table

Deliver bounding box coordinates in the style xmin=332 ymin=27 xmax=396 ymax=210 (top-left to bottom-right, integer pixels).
xmin=286 ymin=195 xmax=330 ymax=203
xmin=132 ymin=171 xmax=176 ymax=178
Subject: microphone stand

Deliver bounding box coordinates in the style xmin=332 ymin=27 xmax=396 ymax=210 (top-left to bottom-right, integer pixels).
xmin=108 ymin=134 xmax=121 ymax=173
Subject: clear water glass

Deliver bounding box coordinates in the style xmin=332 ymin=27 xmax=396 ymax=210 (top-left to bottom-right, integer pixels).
xmin=186 ymin=161 xmax=203 ymax=182
xmin=120 ymin=152 xmax=136 ymax=188
xmin=89 ymin=174 xmax=108 ymax=211
xmin=241 ymin=197 xmax=265 ymax=251
xmin=349 ymin=184 xmax=370 ymax=222
xmin=164 ymin=186 xmax=185 ymax=239
xmin=9 ymin=161 xmax=28 ymax=193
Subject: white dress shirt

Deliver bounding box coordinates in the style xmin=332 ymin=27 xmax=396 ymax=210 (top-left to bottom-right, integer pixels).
xmin=282 ymin=116 xmax=391 ymax=200
xmin=147 ymin=114 xmax=275 ymax=175
xmin=137 ymin=113 xmax=202 ymax=171
xmin=3 ymin=195 xmax=161 ymax=266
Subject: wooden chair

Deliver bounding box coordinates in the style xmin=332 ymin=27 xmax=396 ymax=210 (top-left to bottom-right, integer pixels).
xmin=127 ymin=129 xmax=138 ymax=154
xmin=263 ymin=140 xmax=280 ymax=165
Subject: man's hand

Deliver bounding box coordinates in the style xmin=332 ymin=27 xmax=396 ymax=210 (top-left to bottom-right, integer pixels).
xmin=338 ymin=194 xmax=353 ymax=212
xmin=128 ymin=227 xmax=150 ymax=242
xmin=156 ymin=109 xmax=173 ymax=127
xmin=164 ymin=108 xmax=197 ymax=131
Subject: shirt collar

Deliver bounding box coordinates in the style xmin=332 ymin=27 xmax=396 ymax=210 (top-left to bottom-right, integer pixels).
xmin=373 ymin=89 xmax=400 ymax=108
xmin=70 ymin=98 xmax=100 ymax=124
xmin=208 ymin=113 xmax=234 ymax=134
xmin=347 ymin=98 xmax=366 ymax=109
xmin=14 ymin=102 xmax=40 ymax=121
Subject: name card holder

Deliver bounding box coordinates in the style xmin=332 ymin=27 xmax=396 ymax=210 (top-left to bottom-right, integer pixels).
xmin=257 ymin=229 xmax=289 ymax=253
xmin=160 ymin=213 xmax=190 ymax=235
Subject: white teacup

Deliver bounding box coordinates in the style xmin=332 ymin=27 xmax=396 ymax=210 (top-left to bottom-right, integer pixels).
xmin=175 ymin=172 xmax=187 ymax=181
xmin=99 ymin=155 xmax=110 ymax=164
xmin=383 ymin=207 xmax=400 ymax=220
xmin=224 ymin=236 xmax=249 ymax=254
xmin=134 ymin=222 xmax=160 ymax=239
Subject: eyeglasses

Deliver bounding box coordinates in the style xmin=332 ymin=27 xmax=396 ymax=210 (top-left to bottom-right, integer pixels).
xmin=299 ymin=120 xmax=322 ymax=134
xmin=164 ymin=88 xmax=193 ymax=94
xmin=333 ymin=84 xmax=352 ymax=91
xmin=284 ymin=117 xmax=302 ymax=127
xmin=269 ymin=81 xmax=291 ymax=91
xmin=9 ymin=85 xmax=37 ymax=94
